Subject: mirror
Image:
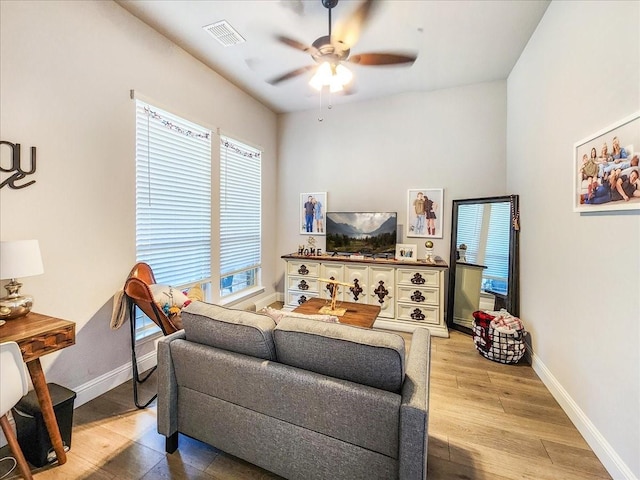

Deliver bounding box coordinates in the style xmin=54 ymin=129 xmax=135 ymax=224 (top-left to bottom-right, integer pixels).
xmin=446 ymin=195 xmax=520 ymax=333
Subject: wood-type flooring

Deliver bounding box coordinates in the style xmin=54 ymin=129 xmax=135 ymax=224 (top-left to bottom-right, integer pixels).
xmin=0 ymin=329 xmax=611 ymax=479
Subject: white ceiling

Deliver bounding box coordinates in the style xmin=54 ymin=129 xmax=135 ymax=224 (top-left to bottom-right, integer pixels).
xmin=116 ymin=0 xmax=550 ymax=114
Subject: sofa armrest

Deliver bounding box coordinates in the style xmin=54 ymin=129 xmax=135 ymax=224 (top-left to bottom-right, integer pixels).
xmin=399 ymin=328 xmax=431 ymax=480
xmin=157 ymin=330 xmax=186 ymax=437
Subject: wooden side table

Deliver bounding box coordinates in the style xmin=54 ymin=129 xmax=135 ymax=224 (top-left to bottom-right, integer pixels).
xmin=0 ymin=312 xmax=75 ymax=466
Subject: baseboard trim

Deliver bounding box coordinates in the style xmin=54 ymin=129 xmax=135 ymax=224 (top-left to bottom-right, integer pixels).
xmin=73 ymin=350 xmax=157 ymax=408
xmin=254 ymin=292 xmax=279 ymax=310
xmin=531 ymin=352 xmax=636 ymax=480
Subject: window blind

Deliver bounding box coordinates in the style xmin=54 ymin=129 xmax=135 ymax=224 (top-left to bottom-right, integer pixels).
xmin=219 ymin=136 xmax=261 ymax=295
xmin=483 ymin=202 xmax=511 ymax=292
xmin=456 ymin=204 xmax=484 ymax=264
xmin=135 ymin=100 xmax=212 ymax=287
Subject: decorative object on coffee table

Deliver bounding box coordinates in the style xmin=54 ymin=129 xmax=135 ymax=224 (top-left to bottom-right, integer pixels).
xmin=318 ymin=277 xmax=353 ymax=315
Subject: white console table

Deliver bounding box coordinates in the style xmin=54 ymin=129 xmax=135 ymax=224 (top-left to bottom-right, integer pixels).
xmin=282 ymin=254 xmax=449 ymax=337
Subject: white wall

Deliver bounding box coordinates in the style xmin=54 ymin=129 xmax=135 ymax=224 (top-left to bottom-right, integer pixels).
xmin=507 ymin=1 xmax=639 ymax=478
xmin=0 ymin=1 xmax=278 ymax=402
xmin=277 ymin=81 xmax=509 ymax=287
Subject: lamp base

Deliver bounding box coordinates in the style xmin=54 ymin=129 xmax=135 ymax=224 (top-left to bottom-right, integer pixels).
xmin=0 ymin=293 xmax=34 ymax=319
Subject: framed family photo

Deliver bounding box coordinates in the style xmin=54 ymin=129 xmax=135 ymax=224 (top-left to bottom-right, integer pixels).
xmin=573 ymin=111 xmax=640 ymax=212
xmin=300 ymin=192 xmax=327 ymax=235
xmin=407 ymin=188 xmax=444 ymax=238
xmin=395 ymin=243 xmax=417 ymax=262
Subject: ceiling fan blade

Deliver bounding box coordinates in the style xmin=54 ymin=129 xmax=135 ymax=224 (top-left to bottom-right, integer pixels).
xmin=333 ymin=0 xmax=377 ymax=49
xmin=267 ymin=65 xmax=316 ymax=85
xmin=276 ymin=35 xmax=317 ymax=55
xmin=347 ymin=53 xmax=417 ymax=66
xmin=279 ymin=0 xmax=305 ymax=16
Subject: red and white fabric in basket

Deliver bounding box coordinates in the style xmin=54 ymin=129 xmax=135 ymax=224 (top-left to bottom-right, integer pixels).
xmin=472 ymin=309 xmax=526 ymax=364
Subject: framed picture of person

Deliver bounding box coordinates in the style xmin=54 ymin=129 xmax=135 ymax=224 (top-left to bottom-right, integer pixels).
xmin=395 ymin=243 xmax=417 ymax=262
xmin=300 ymin=192 xmax=327 ymax=235
xmin=573 ymin=111 xmax=640 ymax=212
xmin=407 ymin=188 xmax=444 ymax=238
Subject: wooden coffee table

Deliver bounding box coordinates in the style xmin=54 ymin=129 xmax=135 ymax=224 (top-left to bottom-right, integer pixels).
xmin=293 ymin=297 xmax=381 ymax=329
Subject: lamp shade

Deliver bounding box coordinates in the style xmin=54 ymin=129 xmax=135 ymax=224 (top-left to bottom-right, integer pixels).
xmin=0 ymin=240 xmax=44 ymax=280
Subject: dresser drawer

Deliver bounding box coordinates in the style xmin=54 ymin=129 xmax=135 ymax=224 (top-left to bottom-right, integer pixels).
xmin=287 ymin=291 xmax=319 ymax=307
xmin=287 ymin=261 xmax=320 ymax=277
xmin=397 ymin=268 xmax=440 ymax=287
xmin=397 ymin=286 xmax=439 ymax=305
xmin=287 ymin=276 xmax=320 ymax=293
xmin=18 ymin=324 xmax=76 ymax=363
xmin=397 ymin=303 xmax=439 ymax=325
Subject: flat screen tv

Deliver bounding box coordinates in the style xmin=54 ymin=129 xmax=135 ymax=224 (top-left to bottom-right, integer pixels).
xmin=326 ymin=212 xmax=397 ymax=256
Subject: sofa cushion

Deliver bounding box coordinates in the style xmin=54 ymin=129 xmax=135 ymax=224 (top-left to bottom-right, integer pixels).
xmin=181 ymin=301 xmax=277 ymax=360
xmin=274 ymin=317 xmax=405 ymax=392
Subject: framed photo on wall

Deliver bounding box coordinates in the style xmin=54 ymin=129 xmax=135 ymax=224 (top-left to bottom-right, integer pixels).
xmin=407 ymin=188 xmax=443 ymax=238
xmin=573 ymin=111 xmax=640 ymax=212
xmin=395 ymin=243 xmax=417 ymax=262
xmin=300 ymin=192 xmax=327 ymax=235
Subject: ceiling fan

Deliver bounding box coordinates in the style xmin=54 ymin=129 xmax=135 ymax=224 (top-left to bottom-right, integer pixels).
xmin=268 ymin=0 xmax=417 ymax=93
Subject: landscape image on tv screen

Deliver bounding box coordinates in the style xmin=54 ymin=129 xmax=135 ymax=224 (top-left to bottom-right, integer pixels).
xmin=326 ymin=212 xmax=397 ymax=255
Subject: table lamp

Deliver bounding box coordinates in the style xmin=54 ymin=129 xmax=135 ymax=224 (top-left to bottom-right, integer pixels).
xmin=0 ymin=239 xmax=44 ymax=319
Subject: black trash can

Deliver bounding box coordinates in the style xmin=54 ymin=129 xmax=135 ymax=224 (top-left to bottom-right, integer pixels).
xmin=12 ymin=383 xmax=76 ymax=467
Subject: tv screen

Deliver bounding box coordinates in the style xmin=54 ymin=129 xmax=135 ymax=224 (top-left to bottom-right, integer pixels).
xmin=326 ymin=212 xmax=397 ymax=255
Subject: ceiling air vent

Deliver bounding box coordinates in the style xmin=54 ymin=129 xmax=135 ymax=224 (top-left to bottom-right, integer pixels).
xmin=203 ymin=20 xmax=246 ymax=47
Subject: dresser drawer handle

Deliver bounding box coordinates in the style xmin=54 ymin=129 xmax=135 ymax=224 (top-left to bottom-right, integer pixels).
xmin=374 ymin=281 xmax=389 ymax=305
xmin=349 ymin=278 xmax=363 ymax=301
xmin=410 ymin=308 xmax=425 ymax=321
xmin=410 ymin=273 xmax=425 ymax=285
xmin=298 ymin=265 xmax=309 ymax=275
xmin=411 ymin=291 xmax=425 ymax=303
xmin=298 ymin=279 xmax=309 ymax=290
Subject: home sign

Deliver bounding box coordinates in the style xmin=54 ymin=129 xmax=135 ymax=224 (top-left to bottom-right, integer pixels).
xmin=0 ymin=140 xmax=37 ymax=189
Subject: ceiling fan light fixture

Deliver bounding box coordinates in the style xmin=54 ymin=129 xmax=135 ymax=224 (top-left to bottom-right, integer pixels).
xmin=309 ymin=61 xmax=352 ymax=92
xmin=334 ymin=63 xmax=353 ymax=85
xmin=309 ymin=62 xmax=332 ymax=91
xmin=329 ymin=77 xmax=344 ymax=93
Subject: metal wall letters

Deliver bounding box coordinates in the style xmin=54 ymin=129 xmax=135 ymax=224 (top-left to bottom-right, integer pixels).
xmin=0 ymin=141 xmax=37 ymax=189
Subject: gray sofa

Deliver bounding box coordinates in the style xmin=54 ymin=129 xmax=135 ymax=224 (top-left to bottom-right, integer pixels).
xmin=157 ymin=301 xmax=431 ymax=480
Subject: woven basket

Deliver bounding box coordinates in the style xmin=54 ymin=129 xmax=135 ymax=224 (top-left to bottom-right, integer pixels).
xmin=472 ymin=316 xmax=526 ymax=364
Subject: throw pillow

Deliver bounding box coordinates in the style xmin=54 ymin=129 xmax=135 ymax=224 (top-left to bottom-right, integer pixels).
xmin=149 ymin=284 xmax=190 ymax=316
xmin=186 ymin=283 xmax=205 ymax=302
xmin=260 ymin=306 xmax=339 ymax=325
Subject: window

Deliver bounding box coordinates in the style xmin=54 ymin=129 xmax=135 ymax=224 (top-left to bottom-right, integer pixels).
xmin=456 ymin=202 xmax=511 ymax=294
xmin=219 ymin=135 xmax=262 ymax=297
xmin=135 ymin=100 xmax=212 ymax=338
xmin=456 ymin=203 xmax=484 ymax=265
xmin=482 ymin=202 xmax=511 ymax=294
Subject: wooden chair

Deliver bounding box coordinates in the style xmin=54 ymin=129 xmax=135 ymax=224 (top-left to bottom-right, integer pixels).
xmin=0 ymin=341 xmax=33 ymax=480
xmin=124 ymin=262 xmax=182 ymax=408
